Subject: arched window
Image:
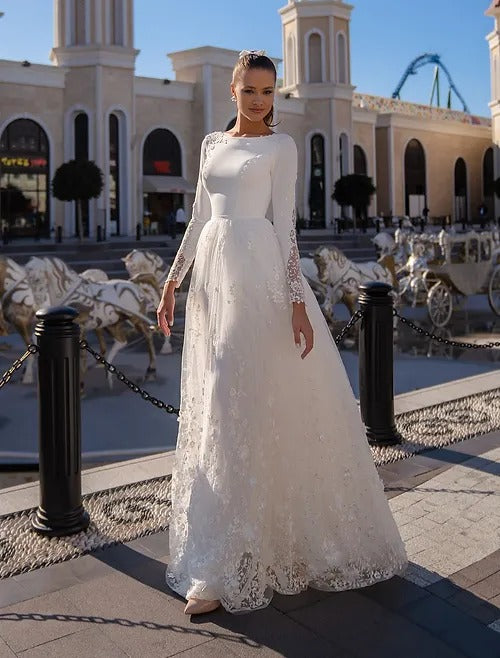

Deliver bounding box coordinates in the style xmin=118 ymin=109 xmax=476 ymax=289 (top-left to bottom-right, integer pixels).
xmin=483 ymin=147 xmax=494 ymax=198
xmin=109 ymin=114 xmax=120 ymax=234
xmin=353 ymin=145 xmax=367 ymax=175
xmin=307 ymin=33 xmax=323 ymax=83
xmin=339 ymin=133 xmax=349 ymax=176
xmin=143 ymin=129 xmax=182 ymax=177
xmin=74 ymin=112 xmax=89 ymax=236
xmin=0 ymin=118 xmax=50 ymax=238
xmin=286 ymin=35 xmax=295 ymax=87
xmin=142 ymin=128 xmax=183 ymax=236
xmin=337 ymin=33 xmax=347 ymax=84
xmin=454 ymin=157 xmax=467 ymax=223
xmin=309 ymin=134 xmax=325 ymax=226
xmin=404 ymin=139 xmax=426 ymax=217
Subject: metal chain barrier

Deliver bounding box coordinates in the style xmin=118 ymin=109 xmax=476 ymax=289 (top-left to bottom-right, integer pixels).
xmin=79 ymin=339 xmax=180 ymax=416
xmin=334 ymin=309 xmax=364 ymax=345
xmin=0 ymin=344 xmax=38 ymax=389
xmin=394 ymin=309 xmax=500 ymax=350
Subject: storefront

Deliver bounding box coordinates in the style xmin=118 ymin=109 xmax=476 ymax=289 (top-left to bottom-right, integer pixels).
xmin=0 ymin=119 xmax=50 ymax=238
xmin=142 ymin=128 xmax=193 ymax=234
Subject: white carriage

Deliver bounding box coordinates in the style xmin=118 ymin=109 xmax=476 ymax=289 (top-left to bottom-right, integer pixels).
xmin=398 ymin=230 xmax=500 ymax=327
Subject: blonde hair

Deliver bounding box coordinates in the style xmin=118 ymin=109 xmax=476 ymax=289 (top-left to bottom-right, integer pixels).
xmin=232 ymin=53 xmax=279 ymax=128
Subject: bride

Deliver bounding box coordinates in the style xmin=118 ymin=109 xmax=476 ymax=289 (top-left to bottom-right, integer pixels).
xmin=156 ymin=49 xmax=408 ymax=616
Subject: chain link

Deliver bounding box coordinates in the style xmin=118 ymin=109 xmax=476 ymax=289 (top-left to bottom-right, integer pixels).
xmin=79 ymin=339 xmax=180 ymax=416
xmin=394 ymin=309 xmax=500 ymax=350
xmin=0 ymin=344 xmax=38 ymax=389
xmin=334 ymin=309 xmax=364 ymax=345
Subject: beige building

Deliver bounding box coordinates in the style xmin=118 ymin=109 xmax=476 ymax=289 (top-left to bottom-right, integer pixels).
xmin=0 ymin=0 xmax=495 ymax=239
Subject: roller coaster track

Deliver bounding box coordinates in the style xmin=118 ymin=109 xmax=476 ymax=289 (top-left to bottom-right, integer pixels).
xmin=392 ymin=53 xmax=470 ymax=114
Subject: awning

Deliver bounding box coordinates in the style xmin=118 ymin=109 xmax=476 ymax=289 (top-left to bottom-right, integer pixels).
xmin=143 ymin=175 xmax=196 ymax=194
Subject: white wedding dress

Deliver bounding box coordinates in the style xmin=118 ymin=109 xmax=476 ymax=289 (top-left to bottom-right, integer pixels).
xmin=164 ymin=130 xmax=408 ymax=614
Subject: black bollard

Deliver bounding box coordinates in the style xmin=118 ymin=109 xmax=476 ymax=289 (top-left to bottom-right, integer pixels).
xmin=375 ymin=219 xmax=380 ymax=233
xmin=136 ymin=222 xmax=142 ymax=241
xmin=31 ymin=307 xmax=90 ymax=536
xmin=56 ymin=226 xmax=62 ymax=243
xmin=96 ymin=225 xmax=102 ymax=242
xmin=358 ymin=282 xmax=402 ymax=446
xmin=420 ymin=217 xmax=425 ymax=233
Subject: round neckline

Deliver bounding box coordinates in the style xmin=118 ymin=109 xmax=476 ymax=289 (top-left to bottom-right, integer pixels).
xmin=222 ymin=131 xmax=276 ymax=139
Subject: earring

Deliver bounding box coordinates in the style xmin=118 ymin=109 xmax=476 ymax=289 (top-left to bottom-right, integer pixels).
xmin=231 ymin=95 xmax=236 ymax=101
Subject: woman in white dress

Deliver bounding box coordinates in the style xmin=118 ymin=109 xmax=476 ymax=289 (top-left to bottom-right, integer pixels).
xmin=156 ymin=50 xmax=408 ymax=617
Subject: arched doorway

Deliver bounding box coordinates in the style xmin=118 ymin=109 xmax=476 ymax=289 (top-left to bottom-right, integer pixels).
xmin=353 ymin=145 xmax=367 ymax=175
xmin=454 ymin=157 xmax=467 ymax=224
xmin=404 ymin=138 xmax=426 ymax=217
xmin=0 ymin=118 xmax=50 ymax=238
xmin=339 ymin=133 xmax=349 ymax=177
xmin=483 ymin=147 xmax=494 ymax=221
xmin=142 ymin=128 xmax=184 ymax=235
xmin=74 ymin=112 xmax=90 ymax=237
xmin=309 ymin=134 xmax=325 ymax=227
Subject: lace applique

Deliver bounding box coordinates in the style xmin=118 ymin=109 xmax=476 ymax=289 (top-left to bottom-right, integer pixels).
xmin=203 ymin=131 xmax=225 ymax=174
xmin=286 ymin=208 xmax=305 ymax=303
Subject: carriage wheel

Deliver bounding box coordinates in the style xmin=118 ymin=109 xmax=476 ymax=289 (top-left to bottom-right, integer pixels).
xmin=427 ymin=282 xmax=453 ymax=327
xmin=488 ymin=264 xmax=500 ymax=316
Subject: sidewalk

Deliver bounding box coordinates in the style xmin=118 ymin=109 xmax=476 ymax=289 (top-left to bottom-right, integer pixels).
xmin=0 ymin=430 xmax=499 ymax=657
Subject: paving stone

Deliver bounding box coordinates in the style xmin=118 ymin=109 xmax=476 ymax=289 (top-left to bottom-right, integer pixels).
xmin=469 ymin=571 xmax=500 ymax=601
xmin=0 ymin=577 xmax=32 ymax=609
xmin=12 ymin=627 xmax=128 ymax=657
xmin=0 ymin=636 xmax=15 ymax=658
xmin=287 ymin=589 xmax=466 ymax=658
xmin=216 ymin=604 xmax=338 ymax=658
xmin=172 ymin=639 xmax=240 ymax=657
xmin=426 ymin=579 xmax=464 ymax=600
xmin=61 ymin=569 xmax=221 ymax=657
xmin=468 ymin=603 xmax=500 ymax=626
xmin=0 ymin=589 xmax=86 ymax=653
xmin=11 ymin=559 xmax=83 ymax=600
xmin=360 ymin=576 xmax=430 ymax=611
xmin=399 ymin=593 xmax=500 ymax=658
xmin=269 ymin=587 xmax=333 ymax=613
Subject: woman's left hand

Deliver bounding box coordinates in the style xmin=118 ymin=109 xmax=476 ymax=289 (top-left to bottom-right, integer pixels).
xmin=292 ymin=303 xmax=313 ymax=359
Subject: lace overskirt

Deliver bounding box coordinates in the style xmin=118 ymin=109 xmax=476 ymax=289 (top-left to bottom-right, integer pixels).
xmin=165 ymin=215 xmax=408 ymax=614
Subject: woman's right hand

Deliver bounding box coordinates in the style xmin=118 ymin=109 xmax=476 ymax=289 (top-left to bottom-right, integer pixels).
xmin=157 ymin=287 xmax=176 ymax=336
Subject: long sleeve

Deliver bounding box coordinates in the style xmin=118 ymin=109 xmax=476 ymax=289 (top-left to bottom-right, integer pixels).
xmin=165 ymin=135 xmax=212 ymax=288
xmin=271 ymin=135 xmax=305 ymax=304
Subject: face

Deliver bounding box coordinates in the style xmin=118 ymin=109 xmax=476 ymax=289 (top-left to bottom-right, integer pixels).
xmin=231 ymin=67 xmax=275 ymax=122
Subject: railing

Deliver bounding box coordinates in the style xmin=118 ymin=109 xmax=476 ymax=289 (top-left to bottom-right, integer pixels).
xmin=1 ymin=281 xmax=498 ymax=538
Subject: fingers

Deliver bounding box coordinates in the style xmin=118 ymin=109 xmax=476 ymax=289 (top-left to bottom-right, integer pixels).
xmin=300 ymin=328 xmax=314 ymax=359
xmin=157 ymin=312 xmax=170 ymax=336
xmin=156 ymin=305 xmax=172 ymax=336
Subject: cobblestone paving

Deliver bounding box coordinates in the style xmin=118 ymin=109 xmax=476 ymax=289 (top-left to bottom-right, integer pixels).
xmin=389 ymin=446 xmax=500 ymax=633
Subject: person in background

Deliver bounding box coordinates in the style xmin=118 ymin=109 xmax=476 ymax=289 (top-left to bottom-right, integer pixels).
xmin=175 ymin=205 xmax=186 ymax=237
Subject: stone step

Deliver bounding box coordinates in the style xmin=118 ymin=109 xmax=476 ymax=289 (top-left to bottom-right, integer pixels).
xmin=1 ymin=234 xmax=377 ymax=278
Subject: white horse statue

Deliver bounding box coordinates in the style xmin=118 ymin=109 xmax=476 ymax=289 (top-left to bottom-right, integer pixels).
xmin=25 ymin=257 xmax=157 ymax=385
xmin=312 ymin=245 xmax=398 ymax=316
xmin=0 ymin=257 xmax=39 ymax=384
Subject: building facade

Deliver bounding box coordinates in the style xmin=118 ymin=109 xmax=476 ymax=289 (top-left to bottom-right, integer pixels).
xmin=0 ymin=0 xmax=494 ymax=239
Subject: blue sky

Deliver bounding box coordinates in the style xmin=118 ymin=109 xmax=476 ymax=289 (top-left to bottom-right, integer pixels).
xmin=0 ymin=0 xmax=494 ymax=116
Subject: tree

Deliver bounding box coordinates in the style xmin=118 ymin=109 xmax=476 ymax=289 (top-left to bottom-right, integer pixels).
xmin=0 ymin=184 xmax=31 ymax=222
xmin=332 ymin=174 xmax=376 ymax=231
xmin=51 ymin=159 xmax=104 ymax=239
